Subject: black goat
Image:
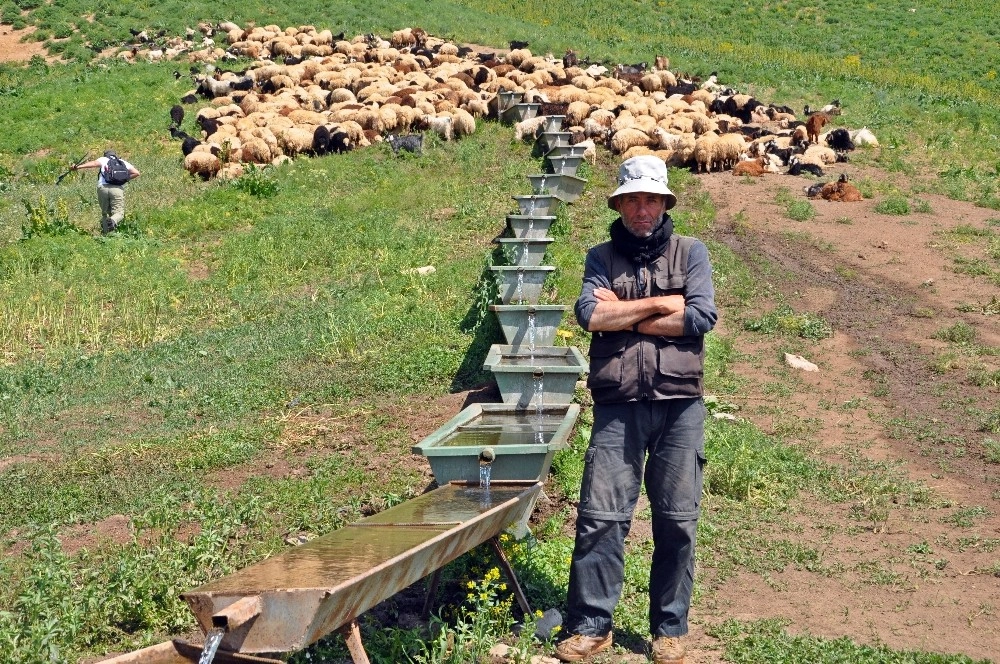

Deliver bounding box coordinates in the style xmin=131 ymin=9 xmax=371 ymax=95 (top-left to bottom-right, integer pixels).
xmin=180 ymin=93 xmax=198 ymax=104
xmin=825 ymin=127 xmax=855 ymax=151
xmin=169 ymin=104 xmax=184 ymax=126
xmin=788 ymin=156 xmax=824 ymax=177
xmin=562 ymin=49 xmax=578 ymax=68
xmin=509 ymin=40 xmax=529 ymax=50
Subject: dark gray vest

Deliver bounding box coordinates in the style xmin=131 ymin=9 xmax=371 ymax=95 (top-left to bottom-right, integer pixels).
xmin=586 ymin=234 xmax=705 ymax=403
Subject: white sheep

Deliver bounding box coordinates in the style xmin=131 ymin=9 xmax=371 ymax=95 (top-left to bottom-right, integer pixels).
xmin=850 ymin=127 xmax=880 ymax=147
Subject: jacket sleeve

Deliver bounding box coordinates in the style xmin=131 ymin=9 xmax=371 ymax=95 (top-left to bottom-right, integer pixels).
xmin=683 ymin=239 xmax=718 ymax=336
xmin=574 ymin=247 xmax=609 ymax=332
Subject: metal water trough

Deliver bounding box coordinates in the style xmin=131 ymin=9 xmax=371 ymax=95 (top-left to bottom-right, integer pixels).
xmin=490 ymin=266 xmax=555 ymax=304
xmin=97 ymin=640 xmax=282 ymax=664
xmin=488 ymin=304 xmax=567 ymax=347
xmin=412 ymin=403 xmax=580 ymax=485
xmin=500 ymin=103 xmax=540 ymax=124
xmin=496 ymin=91 xmax=523 ymax=113
xmin=512 ymin=194 xmax=560 ymax=217
xmin=181 ymin=481 xmax=542 ymax=656
xmin=495 ymin=237 xmax=554 ymax=267
xmin=483 ymin=344 xmax=589 ymax=406
xmin=537 ymin=131 xmax=572 ymax=153
xmin=544 ymin=144 xmax=587 ymax=159
xmin=506 ymin=214 xmax=556 ymax=239
xmin=545 ymin=155 xmax=583 ymax=176
xmin=540 ymin=115 xmax=565 ymax=133
xmin=526 ymin=173 xmax=587 ymax=203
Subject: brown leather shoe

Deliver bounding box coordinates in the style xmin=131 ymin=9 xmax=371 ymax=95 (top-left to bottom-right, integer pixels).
xmin=554 ymin=632 xmax=613 ymax=662
xmin=651 ymin=635 xmax=685 ymax=664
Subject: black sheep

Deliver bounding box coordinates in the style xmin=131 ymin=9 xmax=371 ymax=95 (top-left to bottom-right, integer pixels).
xmin=312 ymin=126 xmax=331 ymax=156
xmin=825 ymin=127 xmax=855 ymax=151
xmin=181 ymin=137 xmax=200 ymax=156
xmin=197 ymin=116 xmax=219 ymax=138
xmin=169 ymin=104 xmax=184 ymax=126
xmin=330 ymin=131 xmax=352 ymax=154
xmin=562 ymin=49 xmax=578 ymax=68
xmin=180 ymin=93 xmax=198 ymax=104
xmin=509 ymin=40 xmax=529 ymax=50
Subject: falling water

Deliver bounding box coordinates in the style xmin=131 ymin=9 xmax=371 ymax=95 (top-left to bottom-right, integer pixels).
xmin=527 ymin=309 xmax=537 ymax=353
xmin=526 ymin=197 xmax=536 ymax=216
xmin=198 ymin=628 xmax=226 ymax=664
xmin=479 ymin=461 xmax=492 ymax=490
xmin=515 ymin=269 xmax=525 ymax=304
xmin=527 ymin=215 xmax=535 ymax=235
xmin=537 ymin=175 xmax=548 ymax=194
xmin=533 ymin=370 xmax=545 ymax=444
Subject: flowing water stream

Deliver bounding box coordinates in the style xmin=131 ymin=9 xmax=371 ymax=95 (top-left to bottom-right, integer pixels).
xmin=197 ymin=627 xmax=225 ymax=664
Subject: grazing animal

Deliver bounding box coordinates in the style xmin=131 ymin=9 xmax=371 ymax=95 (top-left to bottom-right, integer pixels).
xmin=805 ymin=112 xmax=829 ymax=143
xmin=825 ymin=127 xmax=855 ymax=151
xmin=180 ymin=136 xmax=200 ymax=156
xmin=820 ymin=99 xmax=842 ymax=115
xmin=169 ymin=104 xmax=184 ymax=126
xmin=562 ymin=49 xmax=578 ymax=68
xmin=733 ymin=157 xmax=768 ymax=177
xmin=508 ymin=39 xmax=529 ymax=50
xmin=330 ymin=131 xmax=352 ymax=154
xmin=312 ymin=125 xmax=331 ymax=155
xmin=804 ymin=181 xmax=826 ymax=198
xmin=850 ymin=127 xmax=880 ymax=147
xmin=788 ymin=155 xmax=824 ymax=177
xmin=387 ymin=133 xmax=423 ymax=155
xmin=820 ymin=173 xmax=863 ymax=201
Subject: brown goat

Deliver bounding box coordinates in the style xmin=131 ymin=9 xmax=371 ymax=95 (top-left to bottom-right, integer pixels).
xmin=805 ymin=112 xmax=829 ymax=143
xmin=820 ymin=174 xmax=863 ymax=202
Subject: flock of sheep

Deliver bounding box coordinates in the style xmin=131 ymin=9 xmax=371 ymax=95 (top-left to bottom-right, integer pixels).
xmin=149 ymin=22 xmax=878 ymax=192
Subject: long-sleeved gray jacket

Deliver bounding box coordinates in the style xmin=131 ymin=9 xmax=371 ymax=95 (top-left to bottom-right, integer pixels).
xmin=574 ymin=233 xmax=718 ymax=403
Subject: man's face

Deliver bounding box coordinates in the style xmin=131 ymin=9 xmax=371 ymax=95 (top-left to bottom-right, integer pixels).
xmin=615 ymin=192 xmax=667 ymax=238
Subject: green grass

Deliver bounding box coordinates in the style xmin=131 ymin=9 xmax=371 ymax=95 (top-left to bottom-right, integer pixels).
xmin=1 ymin=3 xmax=998 ymax=662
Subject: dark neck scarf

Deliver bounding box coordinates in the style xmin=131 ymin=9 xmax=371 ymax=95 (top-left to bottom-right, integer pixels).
xmin=609 ymin=214 xmax=673 ymax=262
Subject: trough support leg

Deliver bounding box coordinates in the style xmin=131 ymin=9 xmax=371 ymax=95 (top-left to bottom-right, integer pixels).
xmin=422 ymin=568 xmax=443 ymax=619
xmin=340 ymin=620 xmax=370 ymax=664
xmin=490 ymin=536 xmax=532 ymax=616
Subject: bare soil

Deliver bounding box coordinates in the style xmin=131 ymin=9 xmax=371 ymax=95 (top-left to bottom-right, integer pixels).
xmin=0 ymin=25 xmax=48 ymax=62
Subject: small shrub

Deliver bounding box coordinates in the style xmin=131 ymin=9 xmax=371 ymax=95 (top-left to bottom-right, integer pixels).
xmin=967 ymin=368 xmax=1000 ymax=388
xmin=20 ymin=196 xmax=87 ymax=239
xmin=984 ymin=439 xmax=1000 ymax=464
xmin=932 ymin=321 xmax=977 ymax=343
xmin=874 ymin=195 xmax=910 ymax=215
xmin=912 ymin=198 xmax=932 ymax=213
xmin=743 ymin=304 xmax=833 ymax=340
xmin=231 ymin=164 xmax=279 ymax=198
xmin=785 ymin=199 xmax=816 ymax=221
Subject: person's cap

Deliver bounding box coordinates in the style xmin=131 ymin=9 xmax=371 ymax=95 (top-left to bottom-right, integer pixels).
xmin=608 ymin=155 xmax=676 ymax=210
xmin=104 ymin=149 xmax=118 ymax=158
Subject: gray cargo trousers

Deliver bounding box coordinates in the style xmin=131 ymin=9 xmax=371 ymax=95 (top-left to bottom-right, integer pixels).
xmin=565 ymin=397 xmax=705 ymax=638
xmin=97 ymin=184 xmax=126 ymax=234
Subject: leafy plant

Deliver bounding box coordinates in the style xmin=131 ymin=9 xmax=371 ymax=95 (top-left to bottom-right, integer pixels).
xmin=231 ymin=163 xmax=280 ymax=198
xmin=933 ymin=322 xmax=977 ymax=344
xmin=20 ymin=196 xmax=86 ymax=239
xmin=875 ymin=195 xmax=910 ymax=215
xmin=743 ymin=304 xmax=834 ymax=340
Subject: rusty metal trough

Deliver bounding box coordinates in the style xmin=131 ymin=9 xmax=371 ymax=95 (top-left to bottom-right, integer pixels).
xmin=177 ymin=481 xmax=541 ymax=658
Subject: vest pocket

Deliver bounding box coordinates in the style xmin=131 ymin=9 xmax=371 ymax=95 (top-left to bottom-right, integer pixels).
xmin=587 ymin=333 xmax=627 ymax=389
xmin=657 ymin=338 xmax=703 ymax=377
xmin=653 ymin=273 xmax=685 ymax=294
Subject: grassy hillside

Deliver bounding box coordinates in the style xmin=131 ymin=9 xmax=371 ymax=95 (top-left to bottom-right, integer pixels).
xmin=0 ymin=2 xmax=997 ymax=662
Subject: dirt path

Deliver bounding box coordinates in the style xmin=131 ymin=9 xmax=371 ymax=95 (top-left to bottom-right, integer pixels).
xmin=678 ymin=164 xmax=1000 ymax=661
xmin=0 ymin=25 xmax=47 ymax=62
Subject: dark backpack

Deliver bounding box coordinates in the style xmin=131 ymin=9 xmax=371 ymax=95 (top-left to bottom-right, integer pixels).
xmin=103 ymin=156 xmax=131 ymax=185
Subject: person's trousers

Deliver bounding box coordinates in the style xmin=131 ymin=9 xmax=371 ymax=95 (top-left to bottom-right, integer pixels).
xmin=565 ymin=398 xmax=705 ymax=638
xmin=97 ymin=184 xmax=125 ymax=233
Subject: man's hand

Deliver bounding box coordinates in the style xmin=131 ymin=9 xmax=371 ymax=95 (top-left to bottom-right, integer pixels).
xmin=593 ymin=287 xmax=619 ymax=302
